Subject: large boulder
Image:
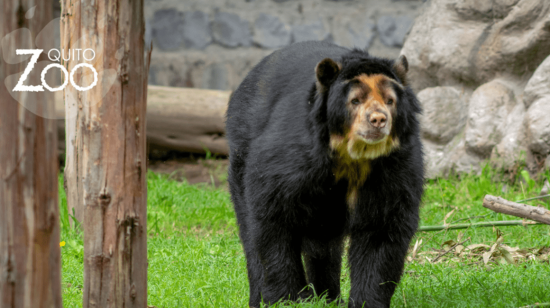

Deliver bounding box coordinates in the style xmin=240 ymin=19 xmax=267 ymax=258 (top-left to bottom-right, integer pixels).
xmin=526 ymin=98 xmax=550 ymax=156
xmin=464 ymin=80 xmax=518 ymax=158
xmin=417 ymin=86 xmax=468 ymax=144
xmin=524 ymin=56 xmax=550 ymax=108
xmin=404 ymin=0 xmax=550 ymax=178
xmin=524 ymin=55 xmax=550 ymax=157
xmin=423 ymin=140 xmax=447 ymax=179
xmin=424 ymin=134 xmax=482 ymax=179
xmin=490 ymin=103 xmax=527 ymax=170
xmin=401 ymin=0 xmax=550 ymax=92
xmin=376 ymin=15 xmax=415 ymax=48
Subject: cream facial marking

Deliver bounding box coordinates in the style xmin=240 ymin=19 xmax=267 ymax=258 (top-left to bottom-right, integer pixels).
xmin=341 ymin=74 xmax=400 ymax=159
xmin=330 ymin=74 xmax=402 ymax=209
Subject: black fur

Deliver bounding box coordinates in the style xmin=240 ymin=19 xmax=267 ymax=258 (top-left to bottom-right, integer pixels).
xmin=225 ymin=41 xmax=424 ymax=308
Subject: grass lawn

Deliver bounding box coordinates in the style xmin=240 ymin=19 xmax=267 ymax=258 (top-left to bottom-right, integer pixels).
xmin=59 ymin=166 xmax=550 ymax=307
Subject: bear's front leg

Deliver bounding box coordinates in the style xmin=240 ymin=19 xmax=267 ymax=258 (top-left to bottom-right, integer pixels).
xmin=347 ymin=227 xmax=413 ymax=308
xmin=303 ymin=236 xmax=344 ymax=302
xmin=252 ymin=221 xmax=309 ymax=306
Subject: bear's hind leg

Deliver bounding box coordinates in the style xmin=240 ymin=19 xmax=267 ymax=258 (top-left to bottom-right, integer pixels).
xmin=238 ymin=220 xmax=264 ymax=307
xmin=253 ymin=222 xmax=308 ymax=305
xmin=228 ymin=164 xmax=263 ymax=307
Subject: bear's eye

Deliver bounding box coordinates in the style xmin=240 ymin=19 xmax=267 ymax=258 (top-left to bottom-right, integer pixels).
xmin=387 ymin=98 xmax=394 ymax=105
xmin=351 ymin=98 xmax=360 ymax=105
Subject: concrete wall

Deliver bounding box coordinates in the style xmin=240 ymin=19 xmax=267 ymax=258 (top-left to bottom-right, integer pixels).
xmin=144 ymin=0 xmax=426 ymax=91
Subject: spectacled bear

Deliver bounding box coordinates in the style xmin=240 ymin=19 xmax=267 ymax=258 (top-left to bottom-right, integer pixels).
xmin=225 ymin=41 xmax=424 ymax=308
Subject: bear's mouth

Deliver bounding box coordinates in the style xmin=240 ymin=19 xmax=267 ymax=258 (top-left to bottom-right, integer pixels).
xmin=357 ymin=131 xmax=387 ymax=144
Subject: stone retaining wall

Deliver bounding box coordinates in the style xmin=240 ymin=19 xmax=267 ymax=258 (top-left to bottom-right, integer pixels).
xmin=144 ymin=0 xmax=425 ymax=91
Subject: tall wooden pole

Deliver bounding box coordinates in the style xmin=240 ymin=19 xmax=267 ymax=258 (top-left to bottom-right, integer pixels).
xmin=0 ymin=1 xmax=62 ymax=308
xmin=60 ymin=0 xmax=150 ymax=307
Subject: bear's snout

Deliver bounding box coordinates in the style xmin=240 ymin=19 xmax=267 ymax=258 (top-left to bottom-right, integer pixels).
xmin=368 ymin=111 xmax=387 ymax=129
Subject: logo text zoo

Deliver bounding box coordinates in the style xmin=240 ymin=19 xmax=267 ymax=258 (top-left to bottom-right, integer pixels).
xmin=14 ymin=48 xmax=98 ymax=92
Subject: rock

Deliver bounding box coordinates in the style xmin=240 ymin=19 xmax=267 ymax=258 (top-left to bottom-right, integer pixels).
xmin=465 ymin=80 xmax=517 ymax=158
xmin=541 ymin=179 xmax=550 ymax=196
xmin=292 ymin=20 xmax=330 ymax=43
xmin=423 ymin=133 xmax=482 ymax=179
xmin=452 ymin=0 xmax=519 ymax=20
xmin=400 ymin=0 xmax=487 ymax=91
xmin=546 ymin=155 xmax=550 ymax=170
xmin=202 ymin=63 xmax=229 ymax=90
xmin=526 ymin=97 xmax=550 ymax=155
xmin=417 ymin=86 xmax=468 ymax=144
xmin=253 ymin=13 xmax=291 ymax=49
xmin=147 ymin=48 xmax=272 ymax=91
xmin=490 ymin=103 xmax=527 ymax=171
xmin=152 ymin=9 xmax=185 ymax=51
xmin=401 ymin=0 xmax=550 ymax=92
xmin=423 ymin=140 xmax=447 ymax=179
xmin=182 ymin=11 xmax=212 ymax=50
xmin=400 ymin=0 xmax=550 ymax=175
xmin=376 ymin=15 xmax=414 ymax=48
xmin=524 ymin=55 xmax=550 ymax=109
xmin=446 ymin=138 xmax=482 ymax=176
xmin=212 ymin=12 xmax=252 ymax=48
xmin=332 ymin=14 xmax=376 ymax=49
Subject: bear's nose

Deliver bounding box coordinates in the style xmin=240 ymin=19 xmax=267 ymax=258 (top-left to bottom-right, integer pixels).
xmin=368 ymin=112 xmax=387 ymax=128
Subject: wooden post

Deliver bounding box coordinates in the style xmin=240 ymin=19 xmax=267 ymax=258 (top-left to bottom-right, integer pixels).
xmin=0 ymin=1 xmax=62 ymax=307
xmin=60 ymin=0 xmax=150 ymax=307
xmin=61 ymin=0 xmax=84 ymax=226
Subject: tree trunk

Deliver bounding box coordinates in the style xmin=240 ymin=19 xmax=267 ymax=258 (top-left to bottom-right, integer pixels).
xmin=61 ymin=0 xmax=150 ymax=307
xmin=55 ymin=86 xmax=231 ymax=158
xmin=0 ymin=1 xmax=62 ymax=308
xmin=61 ymin=0 xmax=84 ymax=227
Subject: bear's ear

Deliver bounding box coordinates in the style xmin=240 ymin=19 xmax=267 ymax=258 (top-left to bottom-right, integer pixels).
xmin=315 ymin=58 xmax=341 ymax=92
xmin=393 ymin=55 xmax=408 ymax=86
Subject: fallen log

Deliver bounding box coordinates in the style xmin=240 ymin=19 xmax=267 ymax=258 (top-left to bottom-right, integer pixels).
xmin=55 ymin=85 xmax=231 ymax=156
xmin=483 ymin=195 xmax=550 ymax=225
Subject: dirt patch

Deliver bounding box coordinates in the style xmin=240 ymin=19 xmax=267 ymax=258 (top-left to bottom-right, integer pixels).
xmin=147 ymin=157 xmax=229 ymax=189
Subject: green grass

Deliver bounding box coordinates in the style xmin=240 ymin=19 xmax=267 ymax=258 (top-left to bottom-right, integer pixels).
xmin=418 ymin=166 xmax=550 ymax=253
xmin=59 ymin=166 xmax=550 ymax=307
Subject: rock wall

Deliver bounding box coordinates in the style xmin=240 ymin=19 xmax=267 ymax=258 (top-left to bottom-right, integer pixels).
xmin=144 ymin=0 xmax=425 ymax=91
xmin=402 ymin=0 xmax=550 ymax=178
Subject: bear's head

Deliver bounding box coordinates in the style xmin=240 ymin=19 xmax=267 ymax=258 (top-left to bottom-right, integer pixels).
xmin=315 ymin=52 xmax=416 ymax=161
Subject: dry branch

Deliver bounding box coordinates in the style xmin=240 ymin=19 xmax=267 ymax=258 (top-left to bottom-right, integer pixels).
xmin=431 ymin=237 xmax=470 ymax=263
xmin=417 ymin=220 xmax=541 ymax=232
xmin=483 ymin=195 xmax=550 ymax=225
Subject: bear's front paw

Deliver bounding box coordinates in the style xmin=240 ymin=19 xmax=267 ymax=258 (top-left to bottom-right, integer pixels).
xmin=297 ymin=288 xmax=314 ymax=301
